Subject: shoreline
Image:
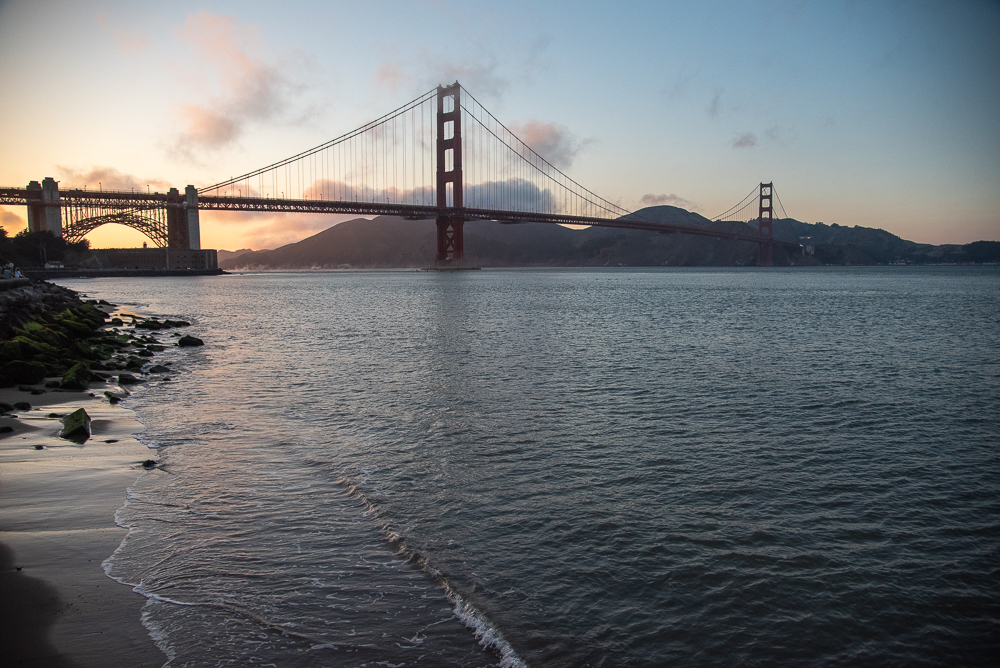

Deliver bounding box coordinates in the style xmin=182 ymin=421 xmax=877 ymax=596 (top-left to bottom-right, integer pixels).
xmin=0 ymin=285 xmax=169 ymax=667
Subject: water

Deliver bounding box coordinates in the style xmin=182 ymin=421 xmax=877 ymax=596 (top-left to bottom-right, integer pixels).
xmin=57 ymin=267 xmax=999 ymax=667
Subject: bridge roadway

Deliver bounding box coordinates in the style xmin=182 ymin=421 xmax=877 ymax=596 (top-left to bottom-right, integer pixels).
xmin=0 ymin=187 xmax=792 ymax=247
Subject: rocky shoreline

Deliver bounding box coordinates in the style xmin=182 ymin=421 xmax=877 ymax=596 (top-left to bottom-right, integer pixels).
xmin=0 ymin=280 xmax=202 ymax=418
xmin=0 ymin=279 xmax=202 ymax=667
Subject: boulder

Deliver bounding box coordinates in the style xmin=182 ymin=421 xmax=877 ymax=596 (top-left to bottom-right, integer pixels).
xmin=13 ymin=402 xmax=31 ymax=411
xmin=104 ymin=390 xmax=128 ymax=404
xmin=59 ymin=408 xmax=91 ymax=441
xmin=117 ymin=373 xmax=141 ymax=385
xmin=60 ymin=362 xmax=92 ymax=391
xmin=0 ymin=402 xmax=13 ymax=412
xmin=0 ymin=360 xmax=48 ymax=386
xmin=177 ymin=335 xmax=204 ymax=347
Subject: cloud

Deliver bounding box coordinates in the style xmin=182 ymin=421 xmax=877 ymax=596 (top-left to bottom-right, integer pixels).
xmin=640 ymin=193 xmax=697 ymax=210
xmin=1 ymin=209 xmax=24 ymax=231
xmin=54 ymin=166 xmax=172 ymax=191
xmin=430 ymin=59 xmax=509 ymax=98
xmin=171 ymin=11 xmax=294 ymax=157
xmin=201 ymin=210 xmax=359 ymax=250
xmin=665 ymin=69 xmax=700 ymax=99
xmin=508 ymin=120 xmax=587 ymax=170
xmin=706 ymin=88 xmax=723 ymax=116
xmin=731 ymin=132 xmax=757 ymax=149
xmin=374 ymin=63 xmax=409 ymax=91
xmin=97 ymin=10 xmax=149 ymax=54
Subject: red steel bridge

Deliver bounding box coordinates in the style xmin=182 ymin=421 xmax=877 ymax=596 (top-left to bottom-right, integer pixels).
xmin=0 ymin=82 xmax=793 ymax=267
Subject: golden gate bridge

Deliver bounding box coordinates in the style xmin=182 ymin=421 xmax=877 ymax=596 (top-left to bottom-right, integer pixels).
xmin=0 ymin=82 xmax=793 ymax=267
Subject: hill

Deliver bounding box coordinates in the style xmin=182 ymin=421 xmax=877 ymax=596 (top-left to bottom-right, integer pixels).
xmin=219 ymin=206 xmax=1000 ymax=270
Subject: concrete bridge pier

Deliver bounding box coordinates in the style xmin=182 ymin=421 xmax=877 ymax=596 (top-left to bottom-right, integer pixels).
xmin=185 ymin=185 xmax=200 ymax=250
xmin=26 ymin=177 xmax=62 ymax=236
xmin=166 ymin=185 xmax=200 ymax=250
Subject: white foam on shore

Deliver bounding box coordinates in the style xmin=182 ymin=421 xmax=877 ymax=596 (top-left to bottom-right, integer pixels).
xmin=340 ymin=476 xmax=530 ymax=668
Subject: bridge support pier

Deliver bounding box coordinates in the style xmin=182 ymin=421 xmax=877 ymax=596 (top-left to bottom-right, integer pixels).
xmin=26 ymin=177 xmax=62 ymax=237
xmin=186 ymin=185 xmax=201 ymax=250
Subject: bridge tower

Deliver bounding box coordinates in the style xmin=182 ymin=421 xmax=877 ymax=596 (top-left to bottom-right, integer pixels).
xmin=26 ymin=177 xmax=62 ymax=237
xmin=435 ymin=82 xmax=465 ymax=267
xmin=757 ymin=181 xmax=773 ymax=266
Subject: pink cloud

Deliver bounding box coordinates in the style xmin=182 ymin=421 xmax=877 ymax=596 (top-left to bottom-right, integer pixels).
xmin=97 ymin=10 xmax=149 ymax=54
xmin=171 ymin=12 xmax=292 ymax=157
xmin=54 ymin=166 xmax=171 ymax=191
xmin=508 ymin=120 xmax=586 ymax=169
xmin=374 ymin=63 xmax=409 ymax=91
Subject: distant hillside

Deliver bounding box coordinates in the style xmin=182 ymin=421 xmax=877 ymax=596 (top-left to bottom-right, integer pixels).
xmin=217 ymin=248 xmax=257 ymax=264
xmin=219 ymin=206 xmax=1000 ymax=270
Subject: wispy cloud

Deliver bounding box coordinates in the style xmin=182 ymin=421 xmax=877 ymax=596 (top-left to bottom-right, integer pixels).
xmin=508 ymin=120 xmax=587 ymax=170
xmin=731 ymin=132 xmax=757 ymax=149
xmin=97 ymin=10 xmax=149 ymax=54
xmin=373 ymin=63 xmax=409 ymax=91
xmin=202 ymin=210 xmax=357 ymax=250
xmin=429 ymin=58 xmax=509 ymax=98
xmin=171 ymin=11 xmax=295 ymax=158
xmin=0 ymin=209 xmax=24 ymax=232
xmin=640 ymin=193 xmax=697 ymax=210
xmin=706 ymin=88 xmax=723 ymax=116
xmin=54 ymin=165 xmax=171 ymax=191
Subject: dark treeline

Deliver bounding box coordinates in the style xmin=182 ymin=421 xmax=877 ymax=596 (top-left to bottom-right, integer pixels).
xmin=0 ymin=230 xmax=90 ymax=269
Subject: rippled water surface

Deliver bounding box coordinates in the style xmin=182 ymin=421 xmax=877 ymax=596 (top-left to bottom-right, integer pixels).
xmin=59 ymin=267 xmax=999 ymax=667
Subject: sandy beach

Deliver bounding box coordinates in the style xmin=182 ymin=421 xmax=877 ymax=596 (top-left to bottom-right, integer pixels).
xmin=0 ymin=382 xmax=165 ymax=667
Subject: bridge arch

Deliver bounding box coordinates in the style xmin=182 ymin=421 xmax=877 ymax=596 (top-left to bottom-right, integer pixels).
xmin=63 ymin=212 xmax=169 ymax=248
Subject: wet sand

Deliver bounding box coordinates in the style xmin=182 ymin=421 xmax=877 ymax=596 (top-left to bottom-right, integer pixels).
xmin=0 ymin=383 xmax=165 ymax=667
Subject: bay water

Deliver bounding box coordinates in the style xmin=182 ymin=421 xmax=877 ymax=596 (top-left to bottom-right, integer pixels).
xmin=57 ymin=267 xmax=999 ymax=667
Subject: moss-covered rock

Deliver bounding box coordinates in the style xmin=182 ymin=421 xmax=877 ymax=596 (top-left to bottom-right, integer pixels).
xmin=0 ymin=360 xmax=48 ymax=386
xmin=59 ymin=407 xmax=91 ymax=441
xmin=60 ymin=362 xmax=92 ymax=390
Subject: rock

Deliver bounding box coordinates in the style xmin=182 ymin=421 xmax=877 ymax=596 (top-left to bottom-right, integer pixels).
xmin=0 ymin=425 xmax=13 ymax=433
xmin=104 ymin=390 xmax=128 ymax=404
xmin=141 ymin=459 xmax=156 ymax=468
xmin=117 ymin=373 xmax=141 ymax=385
xmin=135 ymin=349 xmax=154 ymax=358
xmin=109 ymin=317 xmax=124 ymax=326
xmin=125 ymin=358 xmax=145 ymax=370
xmin=13 ymin=402 xmax=30 ymax=411
xmin=59 ymin=362 xmax=92 ymax=391
xmin=164 ymin=320 xmax=191 ymax=328
xmin=59 ymin=407 xmax=91 ymax=441
xmin=44 ymin=380 xmax=60 ymax=388
xmin=0 ymin=360 xmax=48 ymax=386
xmin=30 ymin=389 xmax=46 ymax=395
xmin=0 ymin=402 xmax=13 ymax=412
xmin=47 ymin=413 xmax=61 ymax=418
xmin=177 ymin=335 xmax=204 ymax=347
xmin=33 ymin=444 xmax=43 ymax=449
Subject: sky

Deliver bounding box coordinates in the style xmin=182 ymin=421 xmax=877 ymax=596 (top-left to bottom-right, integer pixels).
xmin=0 ymin=0 xmax=997 ymax=249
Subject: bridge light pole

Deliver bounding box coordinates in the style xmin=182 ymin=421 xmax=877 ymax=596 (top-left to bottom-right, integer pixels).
xmin=435 ymin=82 xmax=466 ymax=268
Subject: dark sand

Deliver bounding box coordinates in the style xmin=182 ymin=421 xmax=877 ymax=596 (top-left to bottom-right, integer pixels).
xmin=0 ymin=383 xmax=165 ymax=667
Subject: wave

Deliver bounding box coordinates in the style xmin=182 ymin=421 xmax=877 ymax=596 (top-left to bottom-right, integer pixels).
xmin=337 ymin=475 xmax=528 ymax=668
